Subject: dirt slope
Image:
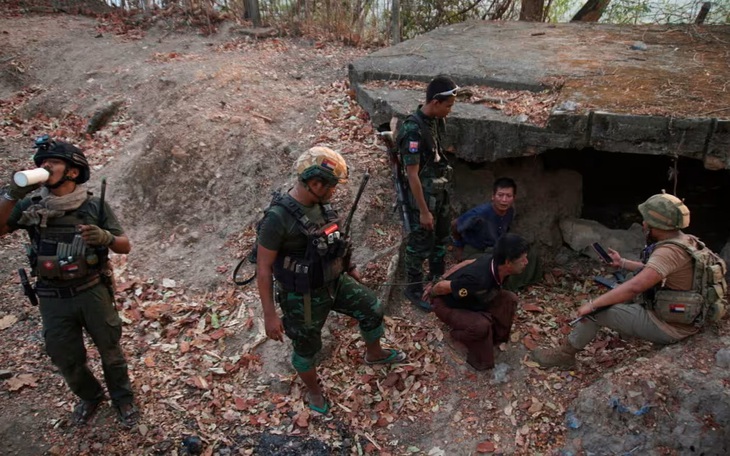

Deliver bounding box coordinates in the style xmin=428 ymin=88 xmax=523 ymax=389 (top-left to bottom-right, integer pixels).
xmin=1 ymin=12 xmax=729 ymax=456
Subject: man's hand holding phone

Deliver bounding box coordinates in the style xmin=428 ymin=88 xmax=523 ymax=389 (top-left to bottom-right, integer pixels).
xmin=592 ymin=242 xmax=622 ymax=268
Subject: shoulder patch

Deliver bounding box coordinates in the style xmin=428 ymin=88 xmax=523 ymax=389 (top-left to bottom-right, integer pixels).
xmin=408 ymin=141 xmax=419 ymax=153
xmin=458 ymin=288 xmax=468 ymax=298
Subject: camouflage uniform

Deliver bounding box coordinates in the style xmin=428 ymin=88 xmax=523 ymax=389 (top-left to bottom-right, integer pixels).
xmin=397 ymin=107 xmax=452 ymax=283
xmin=258 ymin=195 xmax=384 ymax=372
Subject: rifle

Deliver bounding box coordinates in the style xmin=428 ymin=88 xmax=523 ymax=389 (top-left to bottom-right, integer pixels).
xmin=378 ymin=118 xmax=412 ymax=233
xmin=96 ymin=178 xmax=116 ymax=295
xmin=18 ymin=268 xmax=38 ymax=306
xmin=342 ymin=171 xmax=371 ymax=275
xmin=343 ymin=170 xmax=370 ymax=236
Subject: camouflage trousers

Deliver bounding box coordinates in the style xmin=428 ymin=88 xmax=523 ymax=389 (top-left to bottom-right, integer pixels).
xmin=277 ymin=273 xmax=385 ymax=372
xmin=405 ymin=189 xmax=451 ymax=280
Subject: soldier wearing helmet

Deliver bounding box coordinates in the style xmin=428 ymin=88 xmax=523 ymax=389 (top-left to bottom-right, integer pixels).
xmin=532 ymin=191 xmax=725 ymax=369
xmin=0 ymin=137 xmax=139 ymax=427
xmin=255 ymin=146 xmax=407 ymax=414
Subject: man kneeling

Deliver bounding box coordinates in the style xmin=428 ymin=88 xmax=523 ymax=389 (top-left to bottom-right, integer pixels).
xmin=424 ymin=234 xmax=530 ymax=370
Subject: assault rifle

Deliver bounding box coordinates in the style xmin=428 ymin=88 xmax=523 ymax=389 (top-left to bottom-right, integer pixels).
xmin=378 ymin=118 xmax=412 ymax=233
xmin=96 ymin=178 xmax=116 ymax=295
xmin=18 ymin=268 xmax=38 ymax=306
xmin=342 ymin=170 xmax=370 ymax=276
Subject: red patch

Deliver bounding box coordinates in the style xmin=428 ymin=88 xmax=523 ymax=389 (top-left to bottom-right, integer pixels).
xmin=43 ymin=261 xmax=55 ymax=270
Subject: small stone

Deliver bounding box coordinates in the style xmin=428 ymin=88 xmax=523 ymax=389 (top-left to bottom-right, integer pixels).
xmin=0 ymin=369 xmax=12 ymax=380
xmin=138 ymin=424 xmax=149 ymax=436
xmin=630 ymin=41 xmax=647 ymax=51
xmin=715 ymin=348 xmax=730 ymax=368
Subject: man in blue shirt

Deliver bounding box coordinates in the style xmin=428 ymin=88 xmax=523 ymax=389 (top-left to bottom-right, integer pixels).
xmin=451 ymin=178 xmax=540 ymax=290
xmin=452 ymin=177 xmax=517 ymax=261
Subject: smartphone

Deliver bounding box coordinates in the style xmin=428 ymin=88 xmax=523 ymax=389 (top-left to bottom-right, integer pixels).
xmin=592 ymin=242 xmax=613 ymax=264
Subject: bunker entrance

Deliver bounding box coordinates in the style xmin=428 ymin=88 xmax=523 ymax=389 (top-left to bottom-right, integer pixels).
xmin=542 ymin=149 xmax=730 ymax=253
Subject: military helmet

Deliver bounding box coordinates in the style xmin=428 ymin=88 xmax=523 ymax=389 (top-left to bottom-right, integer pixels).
xmin=638 ymin=191 xmax=690 ymax=230
xmin=33 ymin=139 xmax=90 ymax=184
xmin=294 ymin=146 xmax=348 ymax=185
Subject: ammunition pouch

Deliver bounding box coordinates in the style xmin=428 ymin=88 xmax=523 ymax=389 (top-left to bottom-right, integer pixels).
xmin=35 ymin=275 xmax=101 ymax=299
xmin=650 ymin=289 xmax=704 ymax=325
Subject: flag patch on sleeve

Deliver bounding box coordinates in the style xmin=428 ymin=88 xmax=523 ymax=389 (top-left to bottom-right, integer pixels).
xmin=408 ymin=141 xmax=419 ymax=153
xmin=669 ymin=304 xmax=686 ymax=313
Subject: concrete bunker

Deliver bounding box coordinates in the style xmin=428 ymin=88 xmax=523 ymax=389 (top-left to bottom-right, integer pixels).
xmin=354 ymin=21 xmax=730 ymax=264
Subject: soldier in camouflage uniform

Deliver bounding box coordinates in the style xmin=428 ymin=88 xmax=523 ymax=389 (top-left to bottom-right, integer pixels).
xmin=397 ymin=75 xmax=458 ymax=312
xmin=256 ymin=147 xmax=407 ymax=414
xmin=0 ymin=138 xmax=138 ymax=427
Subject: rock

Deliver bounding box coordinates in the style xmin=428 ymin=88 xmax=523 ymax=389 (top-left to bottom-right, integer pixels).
xmin=557 ymin=100 xmax=579 ymax=112
xmin=630 ymin=41 xmax=647 ymax=51
xmin=559 ymin=218 xmax=644 ymax=261
xmin=0 ymin=369 xmax=12 ymax=380
xmin=86 ymin=100 xmax=123 ymax=135
xmin=715 ymin=347 xmax=730 ymax=368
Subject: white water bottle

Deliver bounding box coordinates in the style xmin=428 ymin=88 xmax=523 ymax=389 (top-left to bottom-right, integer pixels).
xmin=13 ymin=168 xmax=50 ymax=187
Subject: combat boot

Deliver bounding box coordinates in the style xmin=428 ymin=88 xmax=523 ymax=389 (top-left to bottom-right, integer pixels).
xmin=403 ymin=277 xmax=431 ymax=312
xmin=531 ymin=341 xmax=580 ymax=369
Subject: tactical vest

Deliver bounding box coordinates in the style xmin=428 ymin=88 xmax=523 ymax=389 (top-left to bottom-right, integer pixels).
xmin=400 ymin=111 xmax=453 ymax=184
xmin=645 ymin=235 xmax=727 ymax=326
xmin=270 ymin=194 xmax=349 ymax=292
xmin=26 ymin=197 xmax=105 ymax=286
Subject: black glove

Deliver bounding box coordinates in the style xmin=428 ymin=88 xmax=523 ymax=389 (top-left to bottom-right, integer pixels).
xmin=5 ymin=178 xmax=40 ymax=201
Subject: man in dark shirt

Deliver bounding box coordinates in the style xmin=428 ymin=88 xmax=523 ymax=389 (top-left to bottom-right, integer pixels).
xmin=425 ymin=234 xmax=529 ymax=370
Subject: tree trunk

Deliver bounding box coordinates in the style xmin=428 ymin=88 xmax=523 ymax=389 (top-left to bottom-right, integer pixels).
xmin=695 ymin=2 xmax=711 ymax=24
xmin=391 ymin=0 xmax=401 ymax=44
xmin=519 ymin=0 xmax=545 ymax=21
xmin=571 ymin=0 xmax=611 ymax=22
xmin=243 ymin=0 xmax=261 ymax=26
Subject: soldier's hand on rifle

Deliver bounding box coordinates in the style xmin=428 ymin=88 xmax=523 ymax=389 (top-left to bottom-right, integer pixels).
xmin=576 ymin=300 xmax=597 ymax=317
xmin=264 ymin=314 xmax=284 ymax=341
xmin=78 ymin=224 xmax=114 ymax=247
xmin=420 ymin=211 xmax=434 ymax=230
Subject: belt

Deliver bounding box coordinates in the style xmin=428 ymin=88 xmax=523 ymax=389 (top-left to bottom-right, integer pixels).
xmin=36 ymin=276 xmax=101 ymax=299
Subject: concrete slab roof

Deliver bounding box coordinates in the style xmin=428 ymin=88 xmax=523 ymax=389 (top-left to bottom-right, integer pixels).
xmin=349 ymin=21 xmax=730 ymax=169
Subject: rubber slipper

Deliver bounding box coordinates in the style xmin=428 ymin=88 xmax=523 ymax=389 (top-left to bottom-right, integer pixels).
xmin=115 ymin=403 xmax=140 ymax=428
xmin=306 ymin=394 xmax=330 ymax=414
xmin=364 ymin=348 xmax=407 ymax=365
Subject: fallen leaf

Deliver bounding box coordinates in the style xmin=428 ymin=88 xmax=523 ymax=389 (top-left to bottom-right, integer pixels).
xmin=522 ymin=336 xmax=538 ymax=351
xmin=0 ymin=315 xmax=19 ymax=330
xmin=476 ymin=441 xmax=495 ymax=453
xmin=5 ymin=374 xmax=38 ymax=391
xmin=295 ymin=409 xmax=310 ymax=427
xmin=523 ymin=303 xmax=543 ymax=312
xmin=144 ymin=356 xmax=155 ymax=367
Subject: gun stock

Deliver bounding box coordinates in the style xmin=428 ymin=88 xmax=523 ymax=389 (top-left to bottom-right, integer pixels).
xmin=380 ymin=131 xmax=412 ymax=233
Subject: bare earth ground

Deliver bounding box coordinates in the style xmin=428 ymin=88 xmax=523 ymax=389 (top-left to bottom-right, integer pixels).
xmin=1 ymin=12 xmax=728 ymax=456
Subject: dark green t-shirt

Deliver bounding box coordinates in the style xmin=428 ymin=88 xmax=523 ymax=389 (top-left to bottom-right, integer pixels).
xmin=257 ymin=197 xmax=327 ymax=255
xmin=8 ymin=195 xmax=125 ymax=235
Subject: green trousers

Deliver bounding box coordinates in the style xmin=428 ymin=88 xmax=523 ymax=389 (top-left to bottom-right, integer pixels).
xmin=39 ymin=283 xmax=134 ymax=405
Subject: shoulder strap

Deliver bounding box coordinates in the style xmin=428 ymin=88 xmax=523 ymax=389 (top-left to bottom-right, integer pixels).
xmin=271 ymin=193 xmax=335 ymax=234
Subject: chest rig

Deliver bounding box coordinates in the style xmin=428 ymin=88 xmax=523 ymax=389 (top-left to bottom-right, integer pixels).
xmin=402 ymin=112 xmax=453 ymax=202
xmin=271 ymin=193 xmax=349 ymax=293
xmin=26 ymin=198 xmax=103 ymax=285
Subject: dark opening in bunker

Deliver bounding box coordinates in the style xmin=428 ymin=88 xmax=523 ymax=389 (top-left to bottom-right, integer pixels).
xmin=542 ymin=149 xmax=730 ymax=252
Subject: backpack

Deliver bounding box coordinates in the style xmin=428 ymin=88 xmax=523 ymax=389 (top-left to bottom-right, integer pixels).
xmin=653 ymin=235 xmax=727 ymax=325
